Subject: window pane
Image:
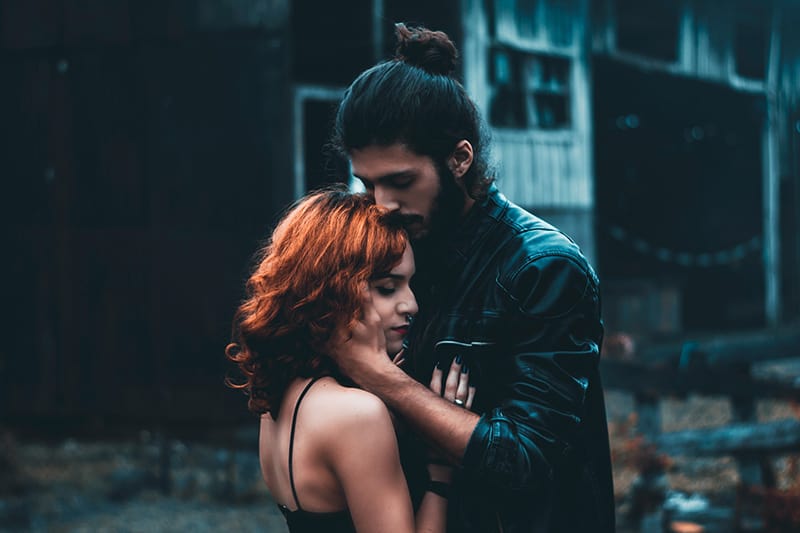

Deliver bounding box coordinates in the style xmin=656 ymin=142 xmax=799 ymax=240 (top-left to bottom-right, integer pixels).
xmin=493 ymin=48 xmax=513 ymax=85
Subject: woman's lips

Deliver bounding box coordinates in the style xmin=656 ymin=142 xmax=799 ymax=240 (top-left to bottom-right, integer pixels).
xmin=391 ymin=326 xmax=409 ymax=336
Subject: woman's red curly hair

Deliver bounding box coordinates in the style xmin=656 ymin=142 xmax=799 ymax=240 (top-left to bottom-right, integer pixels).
xmin=226 ymin=186 xmax=407 ymax=418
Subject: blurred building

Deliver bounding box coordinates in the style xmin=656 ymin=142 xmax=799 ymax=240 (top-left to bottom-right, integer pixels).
xmin=288 ymin=0 xmax=800 ymax=338
xmin=1 ymin=0 xmax=798 ymax=426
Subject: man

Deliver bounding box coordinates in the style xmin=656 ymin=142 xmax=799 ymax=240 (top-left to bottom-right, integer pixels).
xmin=329 ymin=23 xmax=615 ymax=532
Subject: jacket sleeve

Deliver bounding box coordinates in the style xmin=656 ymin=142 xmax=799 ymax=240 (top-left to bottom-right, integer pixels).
xmin=460 ymin=252 xmax=603 ymax=492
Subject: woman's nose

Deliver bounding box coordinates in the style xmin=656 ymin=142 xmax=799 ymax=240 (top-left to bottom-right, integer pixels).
xmin=399 ymin=291 xmax=419 ymax=317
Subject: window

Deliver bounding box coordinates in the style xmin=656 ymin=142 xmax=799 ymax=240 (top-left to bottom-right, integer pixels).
xmin=489 ymin=48 xmax=571 ymax=130
xmin=490 ymin=0 xmax=576 ymax=47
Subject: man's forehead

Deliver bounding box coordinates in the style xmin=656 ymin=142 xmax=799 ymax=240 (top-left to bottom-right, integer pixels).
xmin=353 ymin=168 xmax=416 ymax=184
xmin=351 ymin=144 xmax=431 ymax=175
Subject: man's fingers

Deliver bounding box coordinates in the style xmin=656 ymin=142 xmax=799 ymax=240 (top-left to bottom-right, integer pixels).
xmin=359 ymin=283 xmax=381 ymax=324
xmin=360 ymin=281 xmax=372 ymax=299
xmin=392 ymin=348 xmax=405 ymax=366
xmin=340 ymin=284 xmax=386 ymax=355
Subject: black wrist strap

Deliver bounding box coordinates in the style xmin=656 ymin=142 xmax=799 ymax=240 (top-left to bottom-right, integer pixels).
xmin=427 ymin=480 xmax=450 ymax=499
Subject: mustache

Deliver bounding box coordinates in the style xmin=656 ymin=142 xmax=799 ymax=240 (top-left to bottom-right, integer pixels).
xmin=383 ymin=210 xmax=424 ymax=228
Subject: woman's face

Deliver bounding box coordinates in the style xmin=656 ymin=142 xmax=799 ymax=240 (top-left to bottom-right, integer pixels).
xmin=369 ymin=245 xmax=418 ymax=357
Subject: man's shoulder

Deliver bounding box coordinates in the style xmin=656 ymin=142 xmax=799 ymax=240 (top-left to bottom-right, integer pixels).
xmin=485 ymin=191 xmax=594 ymax=278
xmin=481 ymin=191 xmax=599 ymax=317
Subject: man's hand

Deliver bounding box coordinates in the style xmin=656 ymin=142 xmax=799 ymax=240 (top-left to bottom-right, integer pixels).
xmin=392 ymin=348 xmax=406 ymax=368
xmin=332 ymin=285 xmax=479 ymax=463
xmin=330 ymin=285 xmax=393 ymax=384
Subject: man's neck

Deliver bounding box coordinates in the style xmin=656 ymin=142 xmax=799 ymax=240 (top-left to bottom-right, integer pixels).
xmin=461 ymin=196 xmax=476 ymax=216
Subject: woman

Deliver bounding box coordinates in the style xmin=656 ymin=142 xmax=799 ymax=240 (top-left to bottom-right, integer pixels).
xmin=226 ymin=187 xmax=473 ymax=533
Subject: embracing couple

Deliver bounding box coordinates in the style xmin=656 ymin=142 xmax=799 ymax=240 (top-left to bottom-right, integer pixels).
xmin=227 ymin=24 xmax=615 ymax=533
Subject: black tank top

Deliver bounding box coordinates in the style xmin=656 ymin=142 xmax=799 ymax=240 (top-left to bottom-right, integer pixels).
xmin=277 ymin=377 xmax=356 ymax=533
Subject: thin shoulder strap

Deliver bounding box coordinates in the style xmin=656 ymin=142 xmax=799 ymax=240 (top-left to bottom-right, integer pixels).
xmin=288 ymin=376 xmax=322 ymax=511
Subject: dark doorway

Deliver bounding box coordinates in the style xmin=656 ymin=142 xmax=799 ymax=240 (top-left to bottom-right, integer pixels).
xmin=593 ymin=58 xmax=766 ymax=333
xmin=302 ymin=98 xmax=347 ymax=192
xmin=290 ymin=0 xmax=373 ymax=85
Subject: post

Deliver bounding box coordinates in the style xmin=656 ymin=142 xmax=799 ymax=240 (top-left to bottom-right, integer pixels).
xmin=763 ymin=0 xmax=782 ymax=326
xmin=729 ymin=363 xmax=775 ymax=488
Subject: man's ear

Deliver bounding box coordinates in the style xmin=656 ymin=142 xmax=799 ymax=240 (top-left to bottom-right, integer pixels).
xmin=448 ymin=140 xmax=474 ymax=180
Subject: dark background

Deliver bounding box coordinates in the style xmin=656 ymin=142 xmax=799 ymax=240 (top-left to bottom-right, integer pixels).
xmin=0 ymin=0 xmax=798 ymax=443
xmin=1 ymin=1 xmax=799 ymax=531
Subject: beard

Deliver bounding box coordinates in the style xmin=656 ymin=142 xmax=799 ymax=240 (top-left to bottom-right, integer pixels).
xmin=404 ymin=165 xmax=468 ymax=278
xmin=427 ymin=164 xmax=468 ymax=240
xmin=403 ymin=164 xmax=466 ymax=242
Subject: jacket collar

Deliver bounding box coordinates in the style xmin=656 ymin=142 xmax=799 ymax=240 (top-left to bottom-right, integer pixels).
xmin=412 ymin=185 xmax=508 ymax=280
xmin=446 ymin=184 xmax=507 ymax=262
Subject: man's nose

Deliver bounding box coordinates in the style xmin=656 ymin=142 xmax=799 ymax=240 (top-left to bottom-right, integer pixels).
xmin=374 ymin=187 xmax=400 ymax=211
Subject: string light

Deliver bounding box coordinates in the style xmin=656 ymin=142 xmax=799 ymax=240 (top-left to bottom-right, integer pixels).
xmin=607 ymin=225 xmax=761 ymax=268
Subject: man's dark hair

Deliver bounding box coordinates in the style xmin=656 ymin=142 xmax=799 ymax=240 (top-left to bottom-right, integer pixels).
xmin=332 ymin=23 xmax=494 ymax=200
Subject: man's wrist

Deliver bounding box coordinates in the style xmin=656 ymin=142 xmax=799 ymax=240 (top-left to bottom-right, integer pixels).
xmin=359 ymin=356 xmax=410 ymax=394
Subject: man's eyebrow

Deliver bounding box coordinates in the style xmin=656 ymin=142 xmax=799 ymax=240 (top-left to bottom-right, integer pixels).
xmin=353 ymin=170 xmax=416 ymax=184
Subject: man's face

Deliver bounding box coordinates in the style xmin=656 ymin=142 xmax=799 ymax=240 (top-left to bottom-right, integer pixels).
xmin=350 ymin=143 xmax=444 ymax=240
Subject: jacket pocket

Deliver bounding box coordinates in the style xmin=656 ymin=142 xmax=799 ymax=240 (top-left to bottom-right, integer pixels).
xmin=429 ymin=313 xmax=503 ymax=412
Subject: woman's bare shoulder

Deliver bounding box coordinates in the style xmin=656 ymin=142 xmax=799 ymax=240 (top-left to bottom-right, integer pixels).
xmin=306 ymin=379 xmax=400 ymax=482
xmin=303 ymin=378 xmax=393 ymax=444
xmin=309 ymin=378 xmax=390 ymax=422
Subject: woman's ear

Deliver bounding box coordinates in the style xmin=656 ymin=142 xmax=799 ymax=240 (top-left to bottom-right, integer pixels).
xmin=448 ymin=140 xmax=474 ymax=180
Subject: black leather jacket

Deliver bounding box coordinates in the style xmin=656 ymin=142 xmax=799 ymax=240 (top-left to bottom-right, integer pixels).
xmin=406 ymin=186 xmax=616 ymax=533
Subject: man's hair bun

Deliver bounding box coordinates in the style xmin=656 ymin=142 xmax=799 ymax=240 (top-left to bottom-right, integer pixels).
xmin=394 ymin=23 xmax=458 ymax=76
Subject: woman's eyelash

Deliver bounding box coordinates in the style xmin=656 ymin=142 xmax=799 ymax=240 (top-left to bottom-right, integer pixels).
xmin=375 ymin=286 xmax=396 ymax=296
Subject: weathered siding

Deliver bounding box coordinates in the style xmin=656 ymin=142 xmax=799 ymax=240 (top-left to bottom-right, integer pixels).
xmin=493 ymin=131 xmax=591 ymax=207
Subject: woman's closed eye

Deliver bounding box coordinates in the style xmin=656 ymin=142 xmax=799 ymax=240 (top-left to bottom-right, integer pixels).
xmin=374 ymin=285 xmax=396 ymax=296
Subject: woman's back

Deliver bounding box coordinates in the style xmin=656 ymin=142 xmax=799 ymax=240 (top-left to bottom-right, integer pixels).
xmin=259 ymin=376 xmax=412 ymax=532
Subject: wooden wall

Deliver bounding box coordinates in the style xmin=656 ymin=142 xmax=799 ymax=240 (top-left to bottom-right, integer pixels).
xmin=2 ymin=0 xmax=797 ymax=428
xmin=463 ymin=0 xmax=799 ymax=328
xmin=461 ymin=0 xmax=595 ymax=262
xmin=0 ymin=0 xmax=294 ymax=425
xmin=462 ymin=0 xmax=593 ymax=210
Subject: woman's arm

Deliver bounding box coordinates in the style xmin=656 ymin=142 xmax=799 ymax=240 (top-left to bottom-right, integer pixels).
xmin=416 ymin=356 xmax=476 ymax=532
xmin=414 ymin=482 xmax=449 ymax=533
